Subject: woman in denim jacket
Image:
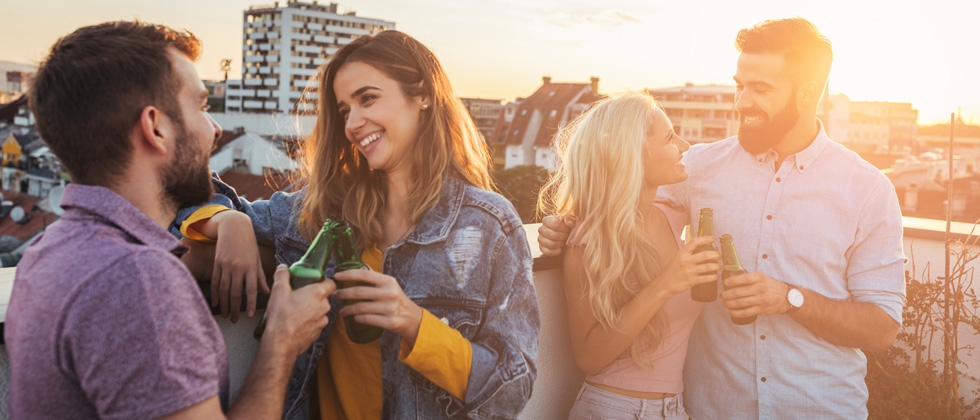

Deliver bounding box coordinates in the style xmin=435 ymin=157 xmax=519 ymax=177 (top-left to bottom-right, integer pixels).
xmin=181 ymin=30 xmax=538 ymax=419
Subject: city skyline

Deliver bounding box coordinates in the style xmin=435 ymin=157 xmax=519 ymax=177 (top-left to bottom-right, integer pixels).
xmin=2 ymin=0 xmax=978 ymax=125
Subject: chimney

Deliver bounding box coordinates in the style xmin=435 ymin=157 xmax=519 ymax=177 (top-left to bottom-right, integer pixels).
xmin=590 ymin=77 xmax=599 ymax=94
xmin=542 ymin=76 xmax=551 ymax=86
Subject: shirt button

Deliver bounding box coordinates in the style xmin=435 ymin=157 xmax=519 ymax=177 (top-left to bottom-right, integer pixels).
xmin=776 ymin=177 xmax=781 ymax=182
xmin=766 ymin=215 xmax=772 ymax=220
xmin=760 ymin=335 xmax=766 ymax=340
xmin=762 ymin=254 xmax=768 ymax=259
xmin=758 ymin=159 xmax=763 ymax=163
xmin=799 ymin=165 xmax=804 ymax=170
xmin=761 ymin=377 xmax=767 ymax=382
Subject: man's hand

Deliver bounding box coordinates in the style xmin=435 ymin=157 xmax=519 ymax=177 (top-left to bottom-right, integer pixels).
xmin=263 ymin=265 xmax=334 ymax=359
xmin=720 ymin=271 xmax=792 ymax=318
xmin=211 ymin=211 xmax=269 ymax=323
xmin=537 ymin=215 xmax=575 ymax=257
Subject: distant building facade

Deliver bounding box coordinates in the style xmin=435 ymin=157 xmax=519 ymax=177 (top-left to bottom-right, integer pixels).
xmin=0 ymin=61 xmax=35 ymax=104
xmin=492 ymin=76 xmax=602 ymax=171
xmin=225 ymin=1 xmax=395 ymax=113
xmin=825 ymin=94 xmax=918 ymax=153
xmin=459 ymin=97 xmax=503 ymax=143
xmin=647 ymin=83 xmax=738 ymax=144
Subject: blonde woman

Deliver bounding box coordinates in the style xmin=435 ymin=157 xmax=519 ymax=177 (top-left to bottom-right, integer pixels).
xmin=539 ymin=92 xmax=720 ymax=420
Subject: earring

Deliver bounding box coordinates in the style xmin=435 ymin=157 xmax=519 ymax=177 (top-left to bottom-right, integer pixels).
xmin=421 ymin=103 xmax=429 ymax=110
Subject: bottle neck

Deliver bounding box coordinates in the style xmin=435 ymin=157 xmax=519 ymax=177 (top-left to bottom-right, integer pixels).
xmin=697 ymin=214 xmax=714 ymax=237
xmin=720 ymin=239 xmax=743 ymax=271
xmin=298 ymin=224 xmax=334 ymax=269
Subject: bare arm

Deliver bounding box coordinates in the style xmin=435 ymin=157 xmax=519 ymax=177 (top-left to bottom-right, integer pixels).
xmin=179 ymin=210 xmax=275 ymax=321
xmin=721 ymin=273 xmax=899 ymax=352
xmin=157 ymin=266 xmax=334 ymax=420
xmin=564 ymin=237 xmax=720 ymax=375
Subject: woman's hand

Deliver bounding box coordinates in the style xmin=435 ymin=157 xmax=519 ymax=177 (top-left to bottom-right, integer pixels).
xmin=211 ymin=211 xmax=270 ymax=322
xmin=333 ymin=269 xmax=424 ymax=347
xmin=652 ymin=236 xmax=721 ymax=297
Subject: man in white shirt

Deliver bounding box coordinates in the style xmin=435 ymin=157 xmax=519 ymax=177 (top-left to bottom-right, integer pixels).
xmin=538 ymin=17 xmax=905 ymax=419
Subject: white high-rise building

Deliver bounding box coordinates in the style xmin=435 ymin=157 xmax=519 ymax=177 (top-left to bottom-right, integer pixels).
xmin=226 ymin=1 xmax=395 ymax=114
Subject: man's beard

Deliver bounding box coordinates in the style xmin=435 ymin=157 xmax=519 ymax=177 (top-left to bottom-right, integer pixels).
xmin=737 ymin=98 xmax=799 ymax=155
xmin=161 ymin=121 xmax=214 ymax=210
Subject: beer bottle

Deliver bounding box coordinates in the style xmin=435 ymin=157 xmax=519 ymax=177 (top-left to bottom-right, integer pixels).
xmin=720 ymin=234 xmax=756 ymax=325
xmin=690 ymin=208 xmax=718 ymax=302
xmin=331 ymin=221 xmax=384 ymax=344
xmin=253 ymin=220 xmax=337 ymax=339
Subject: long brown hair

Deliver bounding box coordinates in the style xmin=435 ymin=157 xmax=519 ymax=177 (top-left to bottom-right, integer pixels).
xmin=299 ymin=30 xmax=492 ymax=246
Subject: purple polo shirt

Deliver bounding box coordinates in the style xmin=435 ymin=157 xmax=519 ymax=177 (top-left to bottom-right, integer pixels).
xmin=5 ymin=184 xmax=228 ymax=419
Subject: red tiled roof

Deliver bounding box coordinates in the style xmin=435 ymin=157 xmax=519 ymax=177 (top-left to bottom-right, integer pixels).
xmin=213 ymin=130 xmax=246 ymax=155
xmin=218 ymin=169 xmax=299 ymax=201
xmin=0 ymin=189 xmax=58 ymax=243
xmin=495 ymin=83 xmax=602 ymax=148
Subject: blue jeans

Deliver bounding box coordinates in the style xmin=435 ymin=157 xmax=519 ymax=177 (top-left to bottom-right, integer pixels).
xmin=568 ymin=383 xmax=688 ymax=420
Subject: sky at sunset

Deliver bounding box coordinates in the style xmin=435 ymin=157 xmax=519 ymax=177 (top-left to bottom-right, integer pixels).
xmin=2 ymin=0 xmax=978 ymax=125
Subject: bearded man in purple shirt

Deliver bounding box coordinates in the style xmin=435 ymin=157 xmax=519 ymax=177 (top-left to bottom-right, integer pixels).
xmin=6 ymin=21 xmax=335 ymax=419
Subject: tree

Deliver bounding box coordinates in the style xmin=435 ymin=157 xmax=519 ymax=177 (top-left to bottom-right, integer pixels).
xmin=492 ymin=165 xmax=550 ymax=223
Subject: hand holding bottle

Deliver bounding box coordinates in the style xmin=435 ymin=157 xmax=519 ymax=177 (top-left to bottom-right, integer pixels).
xmin=652 ymin=236 xmax=721 ymax=298
xmin=263 ymin=265 xmax=335 ymax=359
xmin=333 ymin=269 xmax=424 ymax=348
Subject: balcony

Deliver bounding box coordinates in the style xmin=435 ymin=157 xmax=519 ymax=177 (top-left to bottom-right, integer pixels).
xmin=0 ymin=218 xmax=972 ymax=418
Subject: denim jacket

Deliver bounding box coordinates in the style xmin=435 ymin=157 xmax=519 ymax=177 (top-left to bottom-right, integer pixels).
xmin=180 ymin=175 xmax=539 ymax=419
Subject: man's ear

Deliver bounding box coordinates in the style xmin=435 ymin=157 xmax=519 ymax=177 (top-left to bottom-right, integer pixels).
xmin=797 ymin=80 xmax=820 ymax=107
xmin=137 ymin=105 xmax=169 ymax=155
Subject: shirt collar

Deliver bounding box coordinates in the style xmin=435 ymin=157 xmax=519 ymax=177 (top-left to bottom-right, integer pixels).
xmin=60 ymin=184 xmax=187 ymax=256
xmin=751 ymin=119 xmax=829 ymax=173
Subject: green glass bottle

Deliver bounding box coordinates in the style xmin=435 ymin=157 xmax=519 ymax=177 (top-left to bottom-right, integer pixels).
xmin=691 ymin=208 xmax=718 ymax=302
xmin=720 ymin=234 xmax=756 ymax=325
xmin=331 ymin=221 xmax=383 ymax=344
xmin=253 ymin=220 xmax=337 ymax=339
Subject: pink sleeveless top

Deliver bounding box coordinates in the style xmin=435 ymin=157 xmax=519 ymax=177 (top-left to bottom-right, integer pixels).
xmin=569 ymin=201 xmax=703 ymax=393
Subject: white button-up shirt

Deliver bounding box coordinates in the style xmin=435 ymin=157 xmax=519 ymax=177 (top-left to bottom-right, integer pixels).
xmin=658 ymin=124 xmax=905 ymax=419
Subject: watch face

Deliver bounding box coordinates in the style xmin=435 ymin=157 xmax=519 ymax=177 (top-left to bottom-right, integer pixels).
xmin=788 ymin=288 xmax=804 ymax=307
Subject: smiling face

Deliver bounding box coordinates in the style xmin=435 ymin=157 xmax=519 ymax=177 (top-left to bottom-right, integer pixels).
xmin=333 ymin=60 xmax=426 ymax=176
xmin=643 ymin=107 xmax=690 ymax=187
xmin=734 ymin=52 xmax=801 ymax=155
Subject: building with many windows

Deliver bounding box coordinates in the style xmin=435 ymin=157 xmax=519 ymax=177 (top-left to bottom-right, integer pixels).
xmin=646 ymin=83 xmax=738 ymax=144
xmin=226 ymin=1 xmax=394 ymax=113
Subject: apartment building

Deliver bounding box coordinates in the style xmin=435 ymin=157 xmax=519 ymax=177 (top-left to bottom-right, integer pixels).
xmin=226 ymin=1 xmax=394 ymax=113
xmin=647 ymin=83 xmax=738 ymax=144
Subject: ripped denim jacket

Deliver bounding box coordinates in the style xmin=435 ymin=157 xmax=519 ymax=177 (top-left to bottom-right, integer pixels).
xmin=176 ymin=174 xmax=539 ymax=419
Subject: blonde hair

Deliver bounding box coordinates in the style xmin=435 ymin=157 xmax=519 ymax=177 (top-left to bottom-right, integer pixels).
xmin=298 ymin=31 xmax=492 ymax=246
xmin=539 ymin=91 xmax=668 ymax=366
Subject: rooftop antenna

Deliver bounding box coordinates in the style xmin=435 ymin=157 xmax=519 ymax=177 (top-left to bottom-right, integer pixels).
xmin=220 ymin=59 xmax=232 ymax=82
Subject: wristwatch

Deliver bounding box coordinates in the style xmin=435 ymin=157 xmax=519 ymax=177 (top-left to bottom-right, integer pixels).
xmin=785 ymin=287 xmax=804 ymax=315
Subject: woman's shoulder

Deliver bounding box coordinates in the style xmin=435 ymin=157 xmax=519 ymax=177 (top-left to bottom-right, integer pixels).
xmin=457 ymin=185 xmax=523 ymax=234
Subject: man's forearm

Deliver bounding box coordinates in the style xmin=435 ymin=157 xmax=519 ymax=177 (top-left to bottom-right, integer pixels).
xmin=793 ymin=288 xmax=899 ymax=352
xmin=226 ymin=339 xmax=295 ymax=420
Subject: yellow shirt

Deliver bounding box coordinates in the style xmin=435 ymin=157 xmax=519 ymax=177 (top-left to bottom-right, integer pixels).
xmin=316 ymin=246 xmax=474 ymax=420
xmin=179 ymin=204 xmax=231 ymax=242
